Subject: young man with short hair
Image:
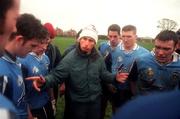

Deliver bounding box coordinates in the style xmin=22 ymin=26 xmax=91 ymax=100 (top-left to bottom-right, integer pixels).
xmin=0 ymin=13 xmax=46 ymax=119
xmin=98 ymin=24 xmax=122 ymax=118
xmin=111 ymin=25 xmax=150 ymax=111
xmin=113 ymin=30 xmax=180 ymax=119
xmin=135 ymin=30 xmax=180 ymax=94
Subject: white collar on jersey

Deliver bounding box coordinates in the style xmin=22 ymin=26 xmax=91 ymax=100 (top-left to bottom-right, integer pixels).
xmin=29 ymin=52 xmax=45 ymax=61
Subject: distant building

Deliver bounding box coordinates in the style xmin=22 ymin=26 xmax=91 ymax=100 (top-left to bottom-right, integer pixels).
xmin=64 ymin=29 xmax=77 ymax=37
xmin=56 ymin=27 xmax=63 ymax=36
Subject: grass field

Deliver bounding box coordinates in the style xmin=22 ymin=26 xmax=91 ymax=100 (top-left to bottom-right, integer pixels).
xmin=53 ymin=36 xmax=154 ymax=119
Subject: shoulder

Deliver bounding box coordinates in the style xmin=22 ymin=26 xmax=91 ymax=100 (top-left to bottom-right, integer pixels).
xmin=0 ymin=58 xmax=10 ymax=73
xmin=136 ymin=52 xmax=152 ymax=60
xmin=99 ymin=41 xmax=110 ymax=49
xmin=52 ymin=44 xmax=60 ymax=52
xmin=0 ymin=58 xmax=6 ymax=66
xmin=113 ymin=90 xmax=180 ymax=119
xmin=63 ymin=44 xmax=76 ymax=57
xmin=43 ymin=53 xmax=49 ymax=59
xmin=47 ymin=44 xmax=60 ymax=54
xmin=62 ymin=49 xmax=76 ymax=62
xmin=18 ymin=54 xmax=34 ymax=65
xmin=137 ymin=45 xmax=150 ymax=53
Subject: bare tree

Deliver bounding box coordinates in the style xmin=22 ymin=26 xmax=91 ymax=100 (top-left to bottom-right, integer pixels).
xmin=157 ymin=18 xmax=178 ymax=31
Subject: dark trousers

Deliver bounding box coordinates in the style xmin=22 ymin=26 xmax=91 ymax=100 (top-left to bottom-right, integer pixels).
xmin=31 ymin=101 xmax=55 ymax=119
xmin=101 ymin=89 xmax=133 ymax=119
xmin=112 ymin=90 xmax=133 ymax=112
xmin=63 ymin=95 xmax=71 ymax=119
xmin=65 ymin=97 xmax=101 ymax=119
xmin=100 ymin=84 xmax=115 ymax=119
xmin=53 ymin=85 xmax=59 ymax=103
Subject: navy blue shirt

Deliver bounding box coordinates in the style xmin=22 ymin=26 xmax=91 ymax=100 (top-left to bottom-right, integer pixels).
xmin=113 ymin=90 xmax=180 ymax=119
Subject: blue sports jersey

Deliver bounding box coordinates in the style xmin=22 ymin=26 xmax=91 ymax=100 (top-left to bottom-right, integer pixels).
xmin=136 ymin=52 xmax=180 ymax=94
xmin=99 ymin=41 xmax=121 ymax=72
xmin=19 ymin=53 xmax=50 ymax=109
xmin=112 ymin=43 xmax=150 ymax=90
xmin=99 ymin=41 xmax=112 ymax=58
xmin=0 ymin=54 xmax=28 ymax=119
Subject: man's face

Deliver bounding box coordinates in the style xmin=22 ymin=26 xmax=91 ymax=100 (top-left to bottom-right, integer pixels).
xmin=154 ymin=39 xmax=175 ymax=64
xmin=0 ymin=0 xmax=20 ymax=56
xmin=17 ymin=38 xmax=40 ymax=58
xmin=32 ymin=39 xmax=49 ymax=56
xmin=47 ymin=36 xmax=53 ymax=44
xmin=122 ymin=31 xmax=137 ymax=50
xmin=79 ymin=36 xmax=95 ymax=54
xmin=108 ymin=31 xmax=121 ymax=48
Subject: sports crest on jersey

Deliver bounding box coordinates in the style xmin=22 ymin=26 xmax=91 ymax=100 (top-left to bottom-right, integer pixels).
xmin=170 ymin=71 xmax=180 ymax=87
xmin=117 ymin=56 xmax=123 ymax=62
xmin=32 ymin=66 xmax=39 ymax=74
xmin=146 ymin=67 xmax=154 ymax=79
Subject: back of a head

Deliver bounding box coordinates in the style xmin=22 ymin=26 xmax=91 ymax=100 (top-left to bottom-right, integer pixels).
xmin=108 ymin=24 xmax=121 ymax=35
xmin=0 ymin=0 xmax=14 ymax=34
xmin=16 ymin=13 xmax=44 ymax=42
xmin=176 ymin=29 xmax=180 ymax=40
xmin=122 ymin=25 xmax=137 ymax=34
xmin=155 ymin=30 xmax=178 ymax=46
xmin=43 ymin=22 xmax=56 ymax=39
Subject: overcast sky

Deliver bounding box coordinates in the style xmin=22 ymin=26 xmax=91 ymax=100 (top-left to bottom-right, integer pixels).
xmin=20 ymin=0 xmax=180 ymax=37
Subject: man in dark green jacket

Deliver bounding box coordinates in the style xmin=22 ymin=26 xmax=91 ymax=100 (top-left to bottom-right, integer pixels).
xmin=27 ymin=25 xmax=129 ymax=119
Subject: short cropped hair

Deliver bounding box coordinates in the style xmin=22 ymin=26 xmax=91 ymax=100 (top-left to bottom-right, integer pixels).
xmin=122 ymin=25 xmax=137 ymax=34
xmin=14 ymin=13 xmax=45 ymax=43
xmin=176 ymin=29 xmax=180 ymax=40
xmin=108 ymin=24 xmax=121 ymax=35
xmin=155 ymin=30 xmax=178 ymax=46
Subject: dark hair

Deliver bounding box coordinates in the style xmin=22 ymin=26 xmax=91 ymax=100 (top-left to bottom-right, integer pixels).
xmin=15 ymin=13 xmax=45 ymax=43
xmin=176 ymin=29 xmax=180 ymax=40
xmin=38 ymin=26 xmax=50 ymax=42
xmin=108 ymin=24 xmax=121 ymax=35
xmin=0 ymin=0 xmax=14 ymax=34
xmin=155 ymin=30 xmax=178 ymax=46
xmin=122 ymin=25 xmax=137 ymax=34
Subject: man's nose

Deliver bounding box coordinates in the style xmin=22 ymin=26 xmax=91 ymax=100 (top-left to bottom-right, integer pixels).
xmin=158 ymin=49 xmax=165 ymax=55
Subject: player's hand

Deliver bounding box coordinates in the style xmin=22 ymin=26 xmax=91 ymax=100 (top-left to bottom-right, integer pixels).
xmin=116 ymin=72 xmax=129 ymax=83
xmin=26 ymin=75 xmax=45 ymax=91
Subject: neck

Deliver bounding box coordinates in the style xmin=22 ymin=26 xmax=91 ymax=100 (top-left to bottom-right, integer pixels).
xmin=124 ymin=46 xmax=133 ymax=51
xmin=124 ymin=44 xmax=136 ymax=51
xmin=110 ymin=42 xmax=120 ymax=49
xmin=5 ymin=41 xmax=17 ymax=57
